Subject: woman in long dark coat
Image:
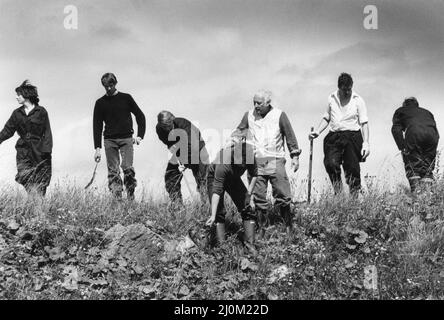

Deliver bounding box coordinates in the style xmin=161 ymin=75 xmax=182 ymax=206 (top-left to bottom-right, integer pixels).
xmin=0 ymin=80 xmax=53 ymax=195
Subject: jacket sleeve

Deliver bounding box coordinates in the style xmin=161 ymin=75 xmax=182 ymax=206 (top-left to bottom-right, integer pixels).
xmin=93 ymin=101 xmax=103 ymax=149
xmin=279 ymin=112 xmax=301 ymax=157
xmin=0 ymin=112 xmax=17 ymax=144
xmin=42 ymin=110 xmax=53 ymax=153
xmin=129 ymin=95 xmax=146 ymax=139
xmin=391 ymin=108 xmax=406 ymax=151
xmin=212 ymin=165 xmax=227 ymax=196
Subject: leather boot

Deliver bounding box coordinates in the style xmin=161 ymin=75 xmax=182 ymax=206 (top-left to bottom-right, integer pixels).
xmin=280 ymin=205 xmax=293 ymax=235
xmin=215 ymin=223 xmax=226 ymax=245
xmin=243 ymin=220 xmax=257 ymax=256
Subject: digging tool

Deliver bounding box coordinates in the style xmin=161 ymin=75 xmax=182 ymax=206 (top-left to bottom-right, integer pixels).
xmin=85 ymin=162 xmax=99 ymax=189
xmin=308 ymin=127 xmax=314 ymax=203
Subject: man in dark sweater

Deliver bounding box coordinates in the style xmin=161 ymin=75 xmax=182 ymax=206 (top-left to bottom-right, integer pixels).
xmin=156 ymin=111 xmax=209 ymax=204
xmin=391 ymin=97 xmax=439 ymax=192
xmin=93 ymin=73 xmax=146 ymax=200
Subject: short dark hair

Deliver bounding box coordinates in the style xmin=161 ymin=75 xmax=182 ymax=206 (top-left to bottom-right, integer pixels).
xmin=338 ymin=73 xmax=353 ymax=88
xmin=15 ymin=80 xmax=39 ymax=105
xmin=101 ymin=73 xmax=117 ymax=85
xmin=402 ymin=97 xmax=419 ymax=108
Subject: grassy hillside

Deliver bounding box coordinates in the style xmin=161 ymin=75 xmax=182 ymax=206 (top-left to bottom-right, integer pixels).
xmin=0 ymin=179 xmax=443 ymax=300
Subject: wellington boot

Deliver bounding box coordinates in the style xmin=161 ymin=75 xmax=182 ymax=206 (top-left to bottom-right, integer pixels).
xmin=280 ymin=205 xmax=293 ymax=236
xmin=216 ymin=223 xmax=226 ymax=245
xmin=243 ymin=220 xmax=257 ymax=256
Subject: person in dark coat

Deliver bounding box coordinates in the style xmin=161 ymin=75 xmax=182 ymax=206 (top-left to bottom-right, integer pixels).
xmin=391 ymin=97 xmax=439 ymax=192
xmin=205 ymin=129 xmax=258 ymax=254
xmin=0 ymin=80 xmax=52 ymax=196
xmin=156 ymin=111 xmax=209 ymax=204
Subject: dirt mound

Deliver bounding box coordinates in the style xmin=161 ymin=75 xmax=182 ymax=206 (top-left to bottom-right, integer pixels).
xmin=103 ymin=223 xmax=165 ymax=267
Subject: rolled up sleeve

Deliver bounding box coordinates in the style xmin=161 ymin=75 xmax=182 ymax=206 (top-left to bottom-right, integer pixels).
xmin=357 ymin=97 xmax=369 ymax=124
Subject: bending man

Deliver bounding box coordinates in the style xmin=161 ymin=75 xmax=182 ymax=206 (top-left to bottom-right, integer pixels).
xmin=206 ymin=130 xmax=258 ymax=254
xmin=391 ymin=97 xmax=439 ymax=192
xmin=156 ymin=111 xmax=209 ymax=204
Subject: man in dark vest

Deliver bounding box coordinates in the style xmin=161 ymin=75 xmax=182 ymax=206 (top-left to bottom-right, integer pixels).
xmin=156 ymin=111 xmax=209 ymax=204
xmin=391 ymin=97 xmax=439 ymax=192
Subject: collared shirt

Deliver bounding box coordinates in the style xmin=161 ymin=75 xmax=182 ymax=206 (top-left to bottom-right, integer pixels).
xmin=323 ymin=90 xmax=368 ymax=132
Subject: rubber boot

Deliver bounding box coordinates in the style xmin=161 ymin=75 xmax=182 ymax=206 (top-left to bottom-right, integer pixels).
xmin=280 ymin=205 xmax=293 ymax=236
xmin=243 ymin=220 xmax=257 ymax=256
xmin=215 ymin=222 xmax=226 ymax=245
xmin=256 ymin=209 xmax=267 ymax=240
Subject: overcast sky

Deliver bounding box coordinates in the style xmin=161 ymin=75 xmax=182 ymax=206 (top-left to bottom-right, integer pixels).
xmin=0 ymin=0 xmax=443 ymax=199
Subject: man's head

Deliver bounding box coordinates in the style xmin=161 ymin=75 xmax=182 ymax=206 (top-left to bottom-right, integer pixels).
xmin=402 ymin=97 xmax=419 ymax=108
xmin=337 ymin=73 xmax=353 ymax=100
xmin=253 ymin=90 xmax=272 ymax=116
xmin=101 ymin=73 xmax=118 ymax=96
xmin=228 ymin=129 xmax=254 ymax=165
xmin=157 ymin=110 xmax=175 ymax=132
xmin=15 ymin=80 xmax=39 ymax=106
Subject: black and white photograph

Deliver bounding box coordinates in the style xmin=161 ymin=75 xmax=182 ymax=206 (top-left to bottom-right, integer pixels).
xmin=0 ymin=0 xmax=443 ymax=304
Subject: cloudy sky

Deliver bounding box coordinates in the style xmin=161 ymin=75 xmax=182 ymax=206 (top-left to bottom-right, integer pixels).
xmin=0 ymin=0 xmax=443 ymax=199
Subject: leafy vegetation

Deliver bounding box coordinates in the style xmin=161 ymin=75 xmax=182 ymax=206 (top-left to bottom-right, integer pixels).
xmin=1 ymin=178 xmax=444 ymax=300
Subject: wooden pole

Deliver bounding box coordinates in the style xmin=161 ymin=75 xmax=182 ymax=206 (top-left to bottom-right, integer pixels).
xmin=308 ymin=127 xmax=314 ymax=203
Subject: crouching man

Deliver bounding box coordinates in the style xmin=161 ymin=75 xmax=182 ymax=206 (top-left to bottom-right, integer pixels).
xmin=391 ymin=97 xmax=439 ymax=192
xmin=205 ymin=130 xmax=258 ymax=255
xmin=156 ymin=111 xmax=209 ymax=204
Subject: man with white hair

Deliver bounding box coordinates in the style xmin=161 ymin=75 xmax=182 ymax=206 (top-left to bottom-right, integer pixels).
xmin=235 ymin=90 xmax=301 ymax=237
xmin=156 ymin=110 xmax=209 ymax=204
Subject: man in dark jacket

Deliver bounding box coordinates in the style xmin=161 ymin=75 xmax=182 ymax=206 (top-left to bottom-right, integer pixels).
xmin=156 ymin=111 xmax=209 ymax=203
xmin=93 ymin=73 xmax=146 ymax=200
xmin=391 ymin=97 xmax=439 ymax=192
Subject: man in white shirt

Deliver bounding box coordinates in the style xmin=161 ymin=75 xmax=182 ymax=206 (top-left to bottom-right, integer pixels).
xmin=309 ymin=73 xmax=370 ymax=194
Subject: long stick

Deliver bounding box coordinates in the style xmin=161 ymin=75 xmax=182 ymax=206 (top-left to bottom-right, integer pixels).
xmin=85 ymin=162 xmax=99 ymax=189
xmin=308 ymin=127 xmax=314 ymax=203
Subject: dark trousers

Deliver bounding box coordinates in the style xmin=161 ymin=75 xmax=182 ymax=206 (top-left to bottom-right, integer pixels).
xmin=403 ymin=127 xmax=439 ymax=189
xmin=207 ymin=166 xmax=254 ymax=223
xmin=165 ymin=162 xmax=208 ymax=203
xmin=104 ymin=138 xmax=136 ymax=195
xmin=323 ymin=130 xmax=363 ymax=194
